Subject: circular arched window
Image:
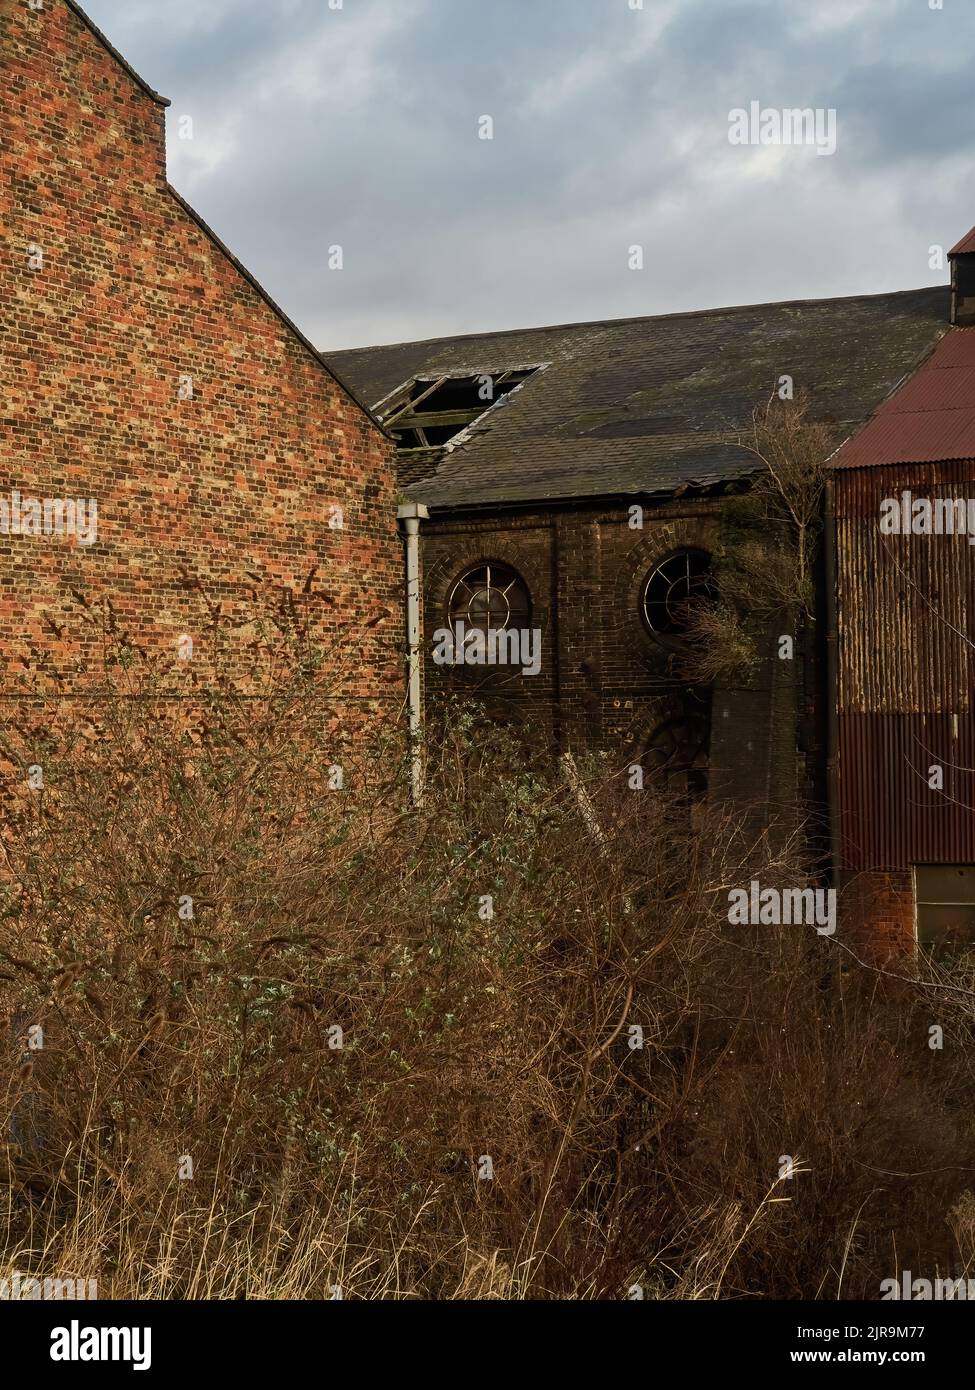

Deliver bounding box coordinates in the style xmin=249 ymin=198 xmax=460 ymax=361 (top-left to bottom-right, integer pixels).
xmin=642 ymin=548 xmax=715 ymax=642
xmin=447 ymin=562 xmax=531 ymax=663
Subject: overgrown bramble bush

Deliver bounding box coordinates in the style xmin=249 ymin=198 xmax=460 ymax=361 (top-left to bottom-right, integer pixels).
xmin=1 ymin=637 xmax=975 ymax=1298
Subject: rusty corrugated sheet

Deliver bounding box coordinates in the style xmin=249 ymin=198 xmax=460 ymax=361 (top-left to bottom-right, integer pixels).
xmin=835 ymin=462 xmax=975 ymax=716
xmin=835 ymin=462 xmax=975 ymax=871
xmin=838 ymin=715 xmax=975 ymax=870
xmin=874 ymin=363 xmax=975 ymax=413
xmin=836 ymin=410 xmax=975 ymax=467
xmin=835 ymin=460 xmax=975 ymax=518
xmin=950 ymin=225 xmax=975 ymax=256
xmin=833 ymin=328 xmax=975 ymax=469
xmin=913 ymin=329 xmax=975 ymax=367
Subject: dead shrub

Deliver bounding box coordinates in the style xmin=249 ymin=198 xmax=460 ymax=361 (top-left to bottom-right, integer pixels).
xmin=0 ymin=633 xmax=973 ymax=1299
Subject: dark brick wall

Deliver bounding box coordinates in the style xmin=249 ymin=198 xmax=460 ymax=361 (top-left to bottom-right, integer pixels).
xmin=0 ymin=0 xmax=401 ymax=708
xmin=419 ymin=496 xmax=811 ymax=815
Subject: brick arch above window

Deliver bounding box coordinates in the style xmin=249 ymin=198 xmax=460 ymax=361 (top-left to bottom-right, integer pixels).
xmin=424 ymin=542 xmax=551 ymax=637
xmin=640 ymin=547 xmax=716 ymax=648
xmin=624 ymin=688 xmax=712 ymax=800
xmin=614 ymin=514 xmax=720 ymax=660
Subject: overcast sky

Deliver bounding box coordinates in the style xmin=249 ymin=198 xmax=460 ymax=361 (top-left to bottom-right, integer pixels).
xmin=80 ymin=0 xmax=974 ymax=351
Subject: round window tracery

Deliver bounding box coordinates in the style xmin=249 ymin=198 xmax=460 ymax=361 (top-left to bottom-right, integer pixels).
xmin=447 ymin=563 xmax=532 ymax=662
xmin=642 ymin=548 xmax=715 ymax=641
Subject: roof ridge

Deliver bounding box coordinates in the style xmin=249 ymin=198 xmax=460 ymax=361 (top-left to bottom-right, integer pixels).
xmin=328 ymin=285 xmax=947 ymax=358
xmin=64 ymin=0 xmax=170 ymax=107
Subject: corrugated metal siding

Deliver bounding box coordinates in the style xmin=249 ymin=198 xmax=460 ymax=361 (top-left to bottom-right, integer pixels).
xmin=835 ymin=462 xmax=975 ymax=871
xmin=838 ymin=715 xmax=975 ymax=870
xmin=836 ymin=468 xmax=974 ymax=714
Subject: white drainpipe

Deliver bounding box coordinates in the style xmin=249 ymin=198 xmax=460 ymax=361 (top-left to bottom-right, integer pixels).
xmin=397 ymin=502 xmax=429 ymax=803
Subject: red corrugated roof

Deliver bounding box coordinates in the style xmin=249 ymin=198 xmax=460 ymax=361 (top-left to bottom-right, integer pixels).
xmin=832 ymin=329 xmax=975 ymax=469
xmin=834 ymin=410 xmax=975 ymax=468
xmin=919 ymin=328 xmax=975 ymax=366
xmin=950 ymin=224 xmax=975 ymax=256
xmin=874 ymin=363 xmax=975 ymax=413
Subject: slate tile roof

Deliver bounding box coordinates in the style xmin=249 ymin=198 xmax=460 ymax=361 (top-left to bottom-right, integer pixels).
xmin=326 ymin=287 xmax=949 ymax=510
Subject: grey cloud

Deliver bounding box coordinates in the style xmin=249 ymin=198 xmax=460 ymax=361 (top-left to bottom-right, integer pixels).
xmin=78 ymin=0 xmax=975 ymax=352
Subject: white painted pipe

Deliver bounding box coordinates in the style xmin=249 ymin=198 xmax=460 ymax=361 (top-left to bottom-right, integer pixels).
xmin=397 ymin=502 xmax=428 ymax=803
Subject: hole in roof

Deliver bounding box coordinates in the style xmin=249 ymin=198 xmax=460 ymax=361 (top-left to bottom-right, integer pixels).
xmin=380 ymin=368 xmax=540 ymax=451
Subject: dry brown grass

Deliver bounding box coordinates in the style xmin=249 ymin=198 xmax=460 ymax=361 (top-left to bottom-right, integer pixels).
xmin=1 ymin=638 xmax=975 ymax=1300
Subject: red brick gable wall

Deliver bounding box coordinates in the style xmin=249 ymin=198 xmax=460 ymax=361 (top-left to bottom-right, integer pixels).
xmin=0 ymin=0 xmax=401 ymax=705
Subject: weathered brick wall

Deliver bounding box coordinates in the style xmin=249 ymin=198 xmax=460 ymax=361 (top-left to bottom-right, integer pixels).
xmin=420 ymin=514 xmax=557 ymax=737
xmin=841 ymin=870 xmax=915 ymax=960
xmin=0 ymin=0 xmax=401 ymax=714
xmin=419 ymin=497 xmax=810 ymax=816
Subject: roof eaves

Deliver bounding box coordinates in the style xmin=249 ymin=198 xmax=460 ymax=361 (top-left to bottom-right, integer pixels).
xmin=167 ymin=185 xmax=391 ymax=437
xmin=410 ymin=472 xmax=760 ymax=516
xmin=65 ymin=0 xmax=171 ymax=108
